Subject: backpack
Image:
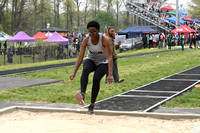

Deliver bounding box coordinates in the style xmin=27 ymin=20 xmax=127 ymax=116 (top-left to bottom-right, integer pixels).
xmin=192 ymin=34 xmax=196 ymax=40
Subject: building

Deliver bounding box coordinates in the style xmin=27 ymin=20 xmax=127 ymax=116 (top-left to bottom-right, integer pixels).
xmin=40 ymin=27 xmax=70 ymax=37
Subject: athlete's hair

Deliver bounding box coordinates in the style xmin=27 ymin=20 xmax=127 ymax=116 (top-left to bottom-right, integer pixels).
xmin=87 ymin=21 xmax=100 ymax=30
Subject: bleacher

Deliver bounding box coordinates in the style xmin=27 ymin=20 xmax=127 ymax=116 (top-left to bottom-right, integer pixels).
xmin=126 ymin=0 xmax=179 ymax=33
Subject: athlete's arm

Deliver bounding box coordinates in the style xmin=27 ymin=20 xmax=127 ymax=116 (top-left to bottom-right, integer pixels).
xmin=70 ymin=37 xmax=88 ymax=80
xmin=102 ymin=35 xmax=113 ymax=85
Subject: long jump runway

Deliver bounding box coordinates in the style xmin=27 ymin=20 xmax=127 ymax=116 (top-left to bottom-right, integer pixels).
xmin=94 ymin=65 xmax=200 ymax=112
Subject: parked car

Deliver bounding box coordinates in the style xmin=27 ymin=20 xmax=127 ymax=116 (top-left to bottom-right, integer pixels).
xmin=119 ymin=37 xmax=143 ymax=52
xmin=133 ymin=37 xmax=143 ymax=49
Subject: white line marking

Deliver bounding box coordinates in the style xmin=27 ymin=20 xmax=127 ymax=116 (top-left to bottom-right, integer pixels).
xmin=130 ymin=90 xmax=178 ymax=93
xmin=143 ymin=81 xmax=199 ymax=112
xmin=177 ymin=74 xmax=200 ymax=76
xmin=162 ymin=79 xmax=199 ymax=81
xmin=117 ymin=95 xmax=168 ymax=99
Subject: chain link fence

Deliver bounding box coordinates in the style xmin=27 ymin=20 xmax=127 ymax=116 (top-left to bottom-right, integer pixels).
xmin=0 ymin=44 xmax=79 ymax=66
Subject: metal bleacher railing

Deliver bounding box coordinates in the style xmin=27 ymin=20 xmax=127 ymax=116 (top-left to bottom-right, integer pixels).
xmin=126 ymin=0 xmax=177 ymax=33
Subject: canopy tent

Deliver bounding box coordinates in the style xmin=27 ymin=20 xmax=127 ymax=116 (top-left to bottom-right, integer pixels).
xmin=182 ymin=16 xmax=194 ymax=22
xmin=118 ymin=26 xmax=158 ymax=38
xmin=0 ymin=31 xmax=12 ymax=39
xmin=118 ymin=26 xmax=138 ymax=34
xmin=0 ymin=36 xmax=6 ymax=41
xmin=45 ymin=32 xmax=69 ymax=45
xmin=166 ymin=17 xmax=186 ymax=25
xmin=7 ymin=31 xmax=36 ymax=42
xmin=171 ymin=25 xmax=195 ymax=33
xmin=193 ymin=18 xmax=200 ymax=23
xmin=45 ymin=31 xmax=53 ymax=37
xmin=166 ymin=9 xmax=187 ymax=16
xmin=131 ymin=26 xmax=158 ymax=33
xmin=33 ymin=31 xmax=48 ymax=40
xmin=183 ymin=24 xmax=196 ymax=32
xmin=161 ymin=5 xmax=174 ymax=11
xmin=118 ymin=26 xmax=138 ymax=38
xmin=179 ymin=9 xmax=187 ymax=15
xmin=166 ymin=10 xmax=176 ymax=15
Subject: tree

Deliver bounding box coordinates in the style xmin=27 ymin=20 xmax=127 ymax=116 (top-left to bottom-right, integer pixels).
xmin=64 ymin=0 xmax=75 ymax=31
xmin=188 ymin=0 xmax=200 ymax=18
xmin=31 ymin=0 xmax=48 ymax=34
xmin=11 ymin=0 xmax=26 ymax=34
xmin=74 ymin=0 xmax=82 ymax=30
xmin=0 ymin=0 xmax=8 ymax=32
xmin=103 ymin=0 xmax=113 ymax=15
xmin=83 ymin=0 xmax=90 ymax=27
xmin=95 ymin=11 xmax=115 ymax=32
xmin=113 ymin=0 xmax=122 ymax=31
xmin=0 ymin=0 xmax=128 ymax=34
xmin=53 ymin=0 xmax=63 ymax=27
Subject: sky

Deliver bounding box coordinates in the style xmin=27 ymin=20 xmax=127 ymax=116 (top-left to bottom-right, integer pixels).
xmin=163 ymin=0 xmax=192 ymax=10
xmin=78 ymin=0 xmax=193 ymax=11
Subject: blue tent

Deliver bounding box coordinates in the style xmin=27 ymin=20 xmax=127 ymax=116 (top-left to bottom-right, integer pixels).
xmin=166 ymin=17 xmax=186 ymax=25
xmin=118 ymin=26 xmax=137 ymax=34
xmin=118 ymin=26 xmax=158 ymax=38
xmin=193 ymin=18 xmax=200 ymax=23
xmin=179 ymin=9 xmax=187 ymax=15
xmin=118 ymin=26 xmax=138 ymax=38
xmin=132 ymin=26 xmax=158 ymax=33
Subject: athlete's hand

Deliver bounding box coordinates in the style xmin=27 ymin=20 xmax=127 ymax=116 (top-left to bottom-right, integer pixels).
xmin=107 ymin=75 xmax=113 ymax=85
xmin=70 ymin=74 xmax=76 ymax=80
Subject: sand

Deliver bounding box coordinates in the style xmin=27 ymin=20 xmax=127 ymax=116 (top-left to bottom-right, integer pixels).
xmin=0 ymin=110 xmax=199 ymax=133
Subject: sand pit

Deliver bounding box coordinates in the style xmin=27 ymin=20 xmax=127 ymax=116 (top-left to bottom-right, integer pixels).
xmin=0 ymin=110 xmax=199 ymax=133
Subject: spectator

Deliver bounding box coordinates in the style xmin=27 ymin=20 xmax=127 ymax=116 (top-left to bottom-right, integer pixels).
xmin=180 ymin=33 xmax=185 ymax=51
xmin=162 ymin=32 xmax=166 ymax=47
xmin=68 ymin=44 xmax=72 ymax=57
xmin=158 ymin=32 xmax=164 ymax=49
xmin=171 ymin=33 xmax=175 ymax=46
xmin=142 ymin=34 xmax=147 ymax=49
xmin=149 ymin=32 xmax=153 ymax=49
xmin=106 ymin=26 xmax=124 ymax=83
xmin=190 ymin=32 xmax=197 ymax=49
xmin=71 ymin=45 xmax=77 ymax=57
xmin=3 ymin=41 xmax=7 ymax=54
xmin=196 ymin=32 xmax=200 ymax=48
xmin=7 ymin=49 xmax=13 ymax=63
xmin=174 ymin=32 xmax=179 ymax=46
xmin=166 ymin=33 xmax=172 ymax=49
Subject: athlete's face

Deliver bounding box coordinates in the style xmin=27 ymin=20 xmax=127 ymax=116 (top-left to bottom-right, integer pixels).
xmin=88 ymin=27 xmax=99 ymax=39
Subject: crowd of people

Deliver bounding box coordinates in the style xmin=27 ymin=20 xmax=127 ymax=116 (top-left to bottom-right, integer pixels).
xmin=127 ymin=1 xmax=200 ymax=32
xmin=142 ymin=31 xmax=200 ymax=50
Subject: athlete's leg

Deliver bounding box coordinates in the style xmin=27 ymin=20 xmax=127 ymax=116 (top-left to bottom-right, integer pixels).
xmin=81 ymin=59 xmax=96 ymax=94
xmin=91 ymin=63 xmax=108 ymax=104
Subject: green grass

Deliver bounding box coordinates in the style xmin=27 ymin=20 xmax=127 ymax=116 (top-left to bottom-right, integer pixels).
xmin=0 ymin=48 xmax=200 ymax=108
xmin=117 ymin=46 xmax=181 ymax=56
xmin=163 ymin=88 xmax=200 ymax=108
xmin=0 ymin=46 xmax=179 ymax=71
xmin=0 ymin=58 xmax=77 ymax=71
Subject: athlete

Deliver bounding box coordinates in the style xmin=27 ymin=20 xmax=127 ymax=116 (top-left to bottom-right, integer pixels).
xmin=70 ymin=21 xmax=113 ymax=114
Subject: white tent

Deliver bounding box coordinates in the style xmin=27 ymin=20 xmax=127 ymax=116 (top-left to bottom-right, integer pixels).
xmin=0 ymin=37 xmax=6 ymax=41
